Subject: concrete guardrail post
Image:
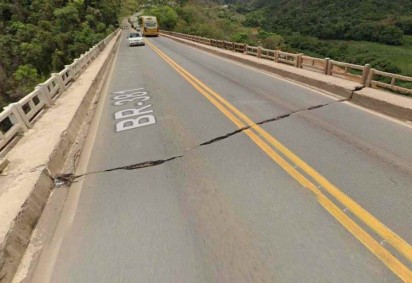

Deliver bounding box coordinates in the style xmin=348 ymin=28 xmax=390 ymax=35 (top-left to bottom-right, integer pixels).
xmin=326 ymin=59 xmax=333 ymax=75
xmin=9 ymin=104 xmax=29 ymax=131
xmin=244 ymin=44 xmax=248 ymax=54
xmin=52 ymin=73 xmax=66 ymax=92
xmin=65 ymin=64 xmax=75 ymax=83
xmin=324 ymin=58 xmax=330 ymax=74
xmin=72 ymin=59 xmax=80 ymax=76
xmin=361 ymin=64 xmax=371 ymax=86
xmin=35 ymin=85 xmax=52 ymax=107
xmin=296 ymin=53 xmax=303 ymax=68
xmin=365 ymin=68 xmax=375 ymax=87
xmin=14 ymin=103 xmax=32 ymax=128
xmin=274 ymin=50 xmax=279 ymax=62
xmin=257 ymin=46 xmax=262 ymax=58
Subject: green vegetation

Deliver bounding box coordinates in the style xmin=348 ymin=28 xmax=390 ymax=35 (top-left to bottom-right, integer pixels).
xmin=0 ymin=0 xmax=140 ymax=109
xmin=245 ymin=0 xmax=412 ymax=46
xmin=145 ymin=6 xmax=178 ymax=30
xmin=330 ymin=36 xmax=412 ymax=75
xmin=2 ymin=0 xmax=412 ymax=109
xmin=149 ymin=0 xmax=412 ymax=78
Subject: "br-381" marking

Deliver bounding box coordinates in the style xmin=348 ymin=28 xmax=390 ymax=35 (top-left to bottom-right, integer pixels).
xmin=112 ymin=88 xmax=156 ymax=132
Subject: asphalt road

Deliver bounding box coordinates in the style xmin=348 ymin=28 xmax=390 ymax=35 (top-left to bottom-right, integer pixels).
xmin=33 ymin=30 xmax=412 ymax=282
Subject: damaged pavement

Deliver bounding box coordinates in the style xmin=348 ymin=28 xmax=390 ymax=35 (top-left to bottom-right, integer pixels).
xmin=54 ymin=97 xmax=352 ymax=187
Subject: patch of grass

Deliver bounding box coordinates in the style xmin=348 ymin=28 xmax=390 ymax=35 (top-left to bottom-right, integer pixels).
xmin=329 ymin=36 xmax=412 ymax=76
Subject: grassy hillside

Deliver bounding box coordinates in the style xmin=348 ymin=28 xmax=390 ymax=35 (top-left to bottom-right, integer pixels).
xmin=154 ymin=0 xmax=412 ymax=77
xmin=243 ymin=0 xmax=412 ymax=45
xmin=331 ymin=36 xmax=412 ymax=75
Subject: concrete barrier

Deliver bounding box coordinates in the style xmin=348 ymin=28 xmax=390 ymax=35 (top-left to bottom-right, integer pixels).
xmin=160 ymin=32 xmax=361 ymax=98
xmin=0 ymin=30 xmax=118 ymax=157
xmin=353 ymin=87 xmax=412 ymax=121
xmin=0 ymin=29 xmax=121 ymax=282
xmin=160 ymin=32 xmax=412 ymax=121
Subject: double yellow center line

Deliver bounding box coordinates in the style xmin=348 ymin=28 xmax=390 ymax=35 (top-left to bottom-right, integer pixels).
xmin=146 ymin=40 xmax=412 ymax=281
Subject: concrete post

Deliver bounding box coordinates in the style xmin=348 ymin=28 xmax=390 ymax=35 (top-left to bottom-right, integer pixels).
xmin=324 ymin=58 xmax=330 ymax=74
xmin=296 ymin=53 xmax=303 ymax=68
xmin=257 ymin=46 xmax=262 ymax=58
xmin=326 ymin=59 xmax=333 ymax=75
xmin=274 ymin=50 xmax=279 ymax=62
xmin=361 ymin=64 xmax=371 ymax=86
xmin=244 ymin=44 xmax=248 ymax=54
xmin=14 ymin=103 xmax=32 ymax=128
xmin=52 ymin=73 xmax=66 ymax=92
xmin=9 ymin=104 xmax=29 ymax=131
xmin=72 ymin=59 xmax=80 ymax=77
xmin=35 ymin=85 xmax=52 ymax=107
xmin=365 ymin=68 xmax=374 ymax=87
xmin=65 ymin=64 xmax=75 ymax=83
xmin=36 ymin=83 xmax=52 ymax=105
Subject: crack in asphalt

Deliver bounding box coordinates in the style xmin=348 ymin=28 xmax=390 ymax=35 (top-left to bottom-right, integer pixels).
xmin=54 ymin=96 xmax=353 ymax=187
xmin=54 ymin=156 xmax=184 ymax=187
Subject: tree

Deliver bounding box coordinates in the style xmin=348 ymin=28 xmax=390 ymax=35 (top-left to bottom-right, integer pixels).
xmin=13 ymin=65 xmax=43 ymax=97
xmin=146 ymin=6 xmax=178 ymax=30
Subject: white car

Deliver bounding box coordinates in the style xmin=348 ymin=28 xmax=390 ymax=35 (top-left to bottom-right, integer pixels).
xmin=128 ymin=32 xmax=145 ymax=46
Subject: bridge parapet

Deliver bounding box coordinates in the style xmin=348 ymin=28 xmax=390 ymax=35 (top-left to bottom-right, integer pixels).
xmin=367 ymin=69 xmax=412 ymax=96
xmin=0 ymin=30 xmax=119 ymax=157
xmin=161 ymin=30 xmax=412 ymax=98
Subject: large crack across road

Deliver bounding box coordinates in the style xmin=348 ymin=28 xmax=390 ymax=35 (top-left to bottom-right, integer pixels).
xmin=54 ymin=156 xmax=183 ymax=187
xmin=54 ymin=96 xmax=354 ymax=187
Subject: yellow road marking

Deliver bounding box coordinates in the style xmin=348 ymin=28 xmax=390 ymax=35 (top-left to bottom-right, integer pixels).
xmin=146 ymin=40 xmax=412 ymax=281
xmin=147 ymin=40 xmax=412 ymax=262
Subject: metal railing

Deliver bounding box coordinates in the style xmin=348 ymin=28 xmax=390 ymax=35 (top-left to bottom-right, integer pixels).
xmin=0 ymin=29 xmax=119 ymax=154
xmin=160 ymin=30 xmax=412 ymax=97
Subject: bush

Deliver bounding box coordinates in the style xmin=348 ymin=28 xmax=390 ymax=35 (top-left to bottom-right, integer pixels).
xmin=261 ymin=34 xmax=284 ymax=49
xmin=13 ymin=65 xmax=43 ymax=97
xmin=146 ymin=6 xmax=178 ymax=30
xmin=346 ymin=23 xmax=403 ymax=45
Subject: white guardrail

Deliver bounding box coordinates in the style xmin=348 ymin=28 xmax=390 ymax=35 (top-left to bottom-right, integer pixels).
xmin=161 ymin=30 xmax=412 ymax=95
xmin=0 ymin=30 xmax=118 ymax=154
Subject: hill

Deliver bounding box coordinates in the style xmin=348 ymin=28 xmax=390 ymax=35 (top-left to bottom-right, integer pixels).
xmin=0 ymin=0 xmax=137 ymax=109
xmin=159 ymin=0 xmax=412 ymax=76
xmin=242 ymin=0 xmax=412 ymax=45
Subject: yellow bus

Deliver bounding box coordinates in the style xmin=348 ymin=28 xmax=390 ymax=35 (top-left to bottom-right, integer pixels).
xmin=138 ymin=16 xmax=159 ymax=36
